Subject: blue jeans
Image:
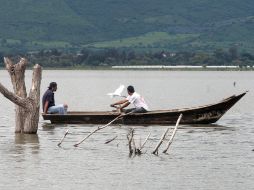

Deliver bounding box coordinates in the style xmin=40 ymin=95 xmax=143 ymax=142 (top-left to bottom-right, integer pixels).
xmin=48 ymin=104 xmax=67 ymax=114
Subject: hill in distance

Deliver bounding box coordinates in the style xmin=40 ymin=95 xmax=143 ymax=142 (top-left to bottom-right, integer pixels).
xmin=0 ymin=0 xmax=254 ymax=53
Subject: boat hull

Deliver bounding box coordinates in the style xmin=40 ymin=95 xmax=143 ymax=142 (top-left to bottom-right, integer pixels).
xmin=42 ymin=92 xmax=246 ymax=125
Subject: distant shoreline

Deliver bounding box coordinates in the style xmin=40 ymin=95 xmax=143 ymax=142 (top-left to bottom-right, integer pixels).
xmin=111 ymin=65 xmax=254 ymax=71
xmin=0 ymin=66 xmax=253 ymax=71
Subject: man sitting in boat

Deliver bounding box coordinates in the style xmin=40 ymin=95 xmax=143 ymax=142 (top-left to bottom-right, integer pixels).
xmin=110 ymin=85 xmax=149 ymax=113
xmin=42 ymin=82 xmax=68 ymax=114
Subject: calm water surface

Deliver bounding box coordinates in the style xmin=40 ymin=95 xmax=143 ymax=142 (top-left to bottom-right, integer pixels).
xmin=0 ymin=70 xmax=253 ymax=190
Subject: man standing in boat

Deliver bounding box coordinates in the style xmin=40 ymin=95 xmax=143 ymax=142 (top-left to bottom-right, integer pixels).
xmin=110 ymin=85 xmax=149 ymax=113
xmin=42 ymin=82 xmax=68 ymax=114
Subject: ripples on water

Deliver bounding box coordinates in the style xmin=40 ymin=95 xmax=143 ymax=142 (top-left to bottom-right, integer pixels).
xmin=0 ymin=71 xmax=253 ymax=190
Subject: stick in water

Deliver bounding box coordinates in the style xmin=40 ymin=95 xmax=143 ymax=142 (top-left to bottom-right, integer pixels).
xmin=105 ymin=135 xmax=118 ymax=144
xmin=140 ymin=132 xmax=151 ymax=150
xmin=74 ymin=112 xmax=131 ymax=147
xmin=127 ymin=128 xmax=134 ymax=154
xmin=163 ymin=114 xmax=182 ymax=153
xmin=152 ymin=114 xmax=182 ymax=155
xmin=57 ymin=129 xmax=69 ymax=146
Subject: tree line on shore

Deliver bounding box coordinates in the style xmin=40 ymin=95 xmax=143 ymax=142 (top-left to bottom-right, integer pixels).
xmin=1 ymin=47 xmax=253 ymax=68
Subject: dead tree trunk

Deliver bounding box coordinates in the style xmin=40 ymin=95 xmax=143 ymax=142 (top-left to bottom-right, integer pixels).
xmin=4 ymin=57 xmax=27 ymax=133
xmin=0 ymin=57 xmax=42 ymax=134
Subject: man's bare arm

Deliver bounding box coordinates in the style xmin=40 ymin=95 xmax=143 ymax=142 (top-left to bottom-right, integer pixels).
xmin=120 ymin=101 xmax=130 ymax=110
xmin=43 ymin=101 xmax=49 ymax=114
xmin=110 ymin=99 xmax=128 ymax=107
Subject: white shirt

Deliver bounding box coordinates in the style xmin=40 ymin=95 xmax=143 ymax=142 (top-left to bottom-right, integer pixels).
xmin=126 ymin=92 xmax=149 ymax=111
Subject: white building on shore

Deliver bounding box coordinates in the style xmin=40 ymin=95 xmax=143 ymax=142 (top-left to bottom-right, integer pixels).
xmin=112 ymin=65 xmax=239 ymax=69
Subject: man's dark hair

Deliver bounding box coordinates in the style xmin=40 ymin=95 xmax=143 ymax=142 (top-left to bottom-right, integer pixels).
xmin=48 ymin=82 xmax=57 ymax=90
xmin=127 ymin=85 xmax=135 ymax=93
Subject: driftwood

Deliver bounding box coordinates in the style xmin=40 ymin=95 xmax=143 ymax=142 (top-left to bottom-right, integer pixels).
xmin=152 ymin=114 xmax=182 ymax=155
xmin=131 ymin=133 xmax=137 ymax=154
xmin=74 ymin=113 xmax=131 ymax=147
xmin=163 ymin=114 xmax=182 ymax=153
xmin=0 ymin=57 xmax=42 ymax=134
xmin=57 ymin=129 xmax=69 ymax=146
xmin=127 ymin=129 xmax=148 ymax=156
xmin=127 ymin=128 xmax=135 ymax=155
xmin=105 ymin=135 xmax=118 ymax=144
xmin=140 ymin=132 xmax=151 ymax=150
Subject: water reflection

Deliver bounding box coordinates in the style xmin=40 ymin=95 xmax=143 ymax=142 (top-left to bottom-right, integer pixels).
xmin=15 ymin=133 xmax=39 ymax=145
xmin=181 ymin=123 xmax=233 ymax=130
xmin=41 ymin=123 xmax=70 ymax=129
xmin=41 ymin=122 xmax=55 ymax=130
xmin=14 ymin=133 xmax=40 ymax=155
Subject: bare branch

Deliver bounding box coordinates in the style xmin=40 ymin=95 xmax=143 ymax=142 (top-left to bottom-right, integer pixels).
xmin=163 ymin=114 xmax=182 ymax=153
xmin=152 ymin=128 xmax=171 ymax=155
xmin=57 ymin=129 xmax=69 ymax=146
xmin=74 ymin=112 xmax=133 ymax=147
xmin=152 ymin=114 xmax=182 ymax=155
xmin=4 ymin=57 xmax=14 ymax=71
xmin=104 ymin=135 xmax=118 ymax=144
xmin=74 ymin=113 xmax=126 ymax=147
xmin=29 ymin=64 xmax=42 ymax=100
xmin=127 ymin=128 xmax=134 ymax=155
xmin=4 ymin=57 xmax=28 ymax=96
xmin=0 ymin=82 xmax=28 ymax=109
xmin=140 ymin=132 xmax=151 ymax=150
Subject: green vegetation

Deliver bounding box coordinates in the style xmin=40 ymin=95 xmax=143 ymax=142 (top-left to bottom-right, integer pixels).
xmin=1 ymin=47 xmax=250 ymax=69
xmin=85 ymin=32 xmax=199 ymax=48
xmin=0 ymin=0 xmax=254 ymax=54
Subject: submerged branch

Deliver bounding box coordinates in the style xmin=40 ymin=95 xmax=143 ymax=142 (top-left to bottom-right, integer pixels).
xmin=74 ymin=113 xmax=131 ymax=147
xmin=140 ymin=132 xmax=151 ymax=150
xmin=163 ymin=114 xmax=182 ymax=153
xmin=57 ymin=129 xmax=69 ymax=147
xmin=105 ymin=135 xmax=118 ymax=144
xmin=152 ymin=114 xmax=182 ymax=155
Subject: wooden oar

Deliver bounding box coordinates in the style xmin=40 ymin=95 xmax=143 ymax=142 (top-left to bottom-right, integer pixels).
xmin=74 ymin=112 xmax=131 ymax=147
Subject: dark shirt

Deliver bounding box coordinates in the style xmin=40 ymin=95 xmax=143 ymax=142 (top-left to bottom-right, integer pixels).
xmin=42 ymin=89 xmax=55 ymax=111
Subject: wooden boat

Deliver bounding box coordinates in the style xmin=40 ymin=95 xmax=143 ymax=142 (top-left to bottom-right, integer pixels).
xmin=42 ymin=92 xmax=247 ymax=125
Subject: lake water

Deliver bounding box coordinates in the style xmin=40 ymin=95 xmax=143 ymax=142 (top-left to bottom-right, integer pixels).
xmin=0 ymin=70 xmax=253 ymax=190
